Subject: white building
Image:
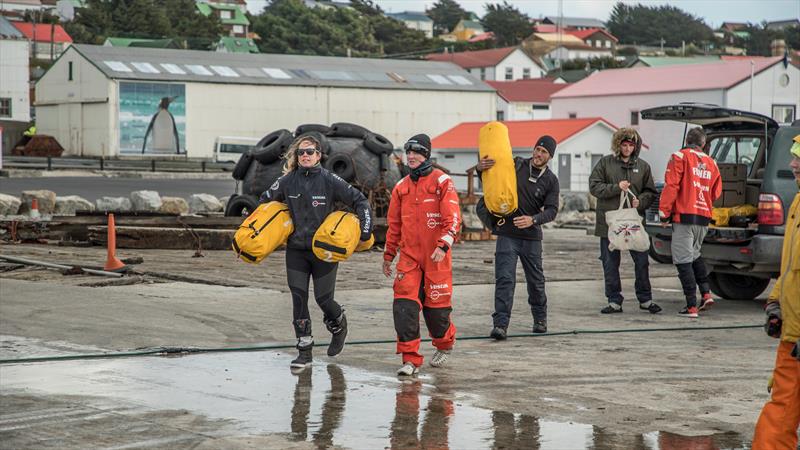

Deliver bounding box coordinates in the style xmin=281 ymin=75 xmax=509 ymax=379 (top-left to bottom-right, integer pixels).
xmin=427 ymin=46 xmax=547 ymax=81
xmin=486 ymin=79 xmax=569 ymax=121
xmin=0 ymin=16 xmax=31 ymax=153
xmin=550 ymin=57 xmax=800 ymax=179
xmin=386 ymin=11 xmax=434 ymax=38
xmin=431 ymin=118 xmax=620 ymax=192
xmin=34 ymin=44 xmax=495 ymax=158
xmin=0 ymin=0 xmax=45 ymax=13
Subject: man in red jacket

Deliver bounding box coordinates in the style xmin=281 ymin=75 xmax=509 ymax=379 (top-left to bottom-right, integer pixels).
xmin=658 ymin=128 xmax=722 ymax=318
xmin=383 ymin=134 xmax=461 ymax=377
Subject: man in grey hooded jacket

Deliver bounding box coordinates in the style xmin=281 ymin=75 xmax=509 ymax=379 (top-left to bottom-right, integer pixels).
xmin=589 ymin=128 xmax=660 ymax=314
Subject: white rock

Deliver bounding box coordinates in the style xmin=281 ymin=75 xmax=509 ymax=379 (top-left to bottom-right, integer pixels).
xmin=19 ymin=190 xmax=57 ymax=215
xmin=54 ymin=195 xmax=95 ymax=216
xmin=0 ymin=193 xmax=21 ymax=216
xmin=188 ymin=193 xmax=223 ymax=214
xmin=159 ymin=197 xmax=189 ymax=215
xmin=218 ymin=195 xmax=231 ymax=212
xmin=130 ymin=190 xmax=162 ymax=212
xmin=96 ymin=196 xmax=133 ymax=212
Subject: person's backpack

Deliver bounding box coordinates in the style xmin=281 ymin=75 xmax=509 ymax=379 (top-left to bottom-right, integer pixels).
xmin=312 ymin=211 xmax=369 ymax=262
xmin=232 ymin=201 xmax=293 ymax=264
xmin=605 ymin=191 xmax=649 ymax=252
xmin=478 ymin=121 xmax=518 ymax=220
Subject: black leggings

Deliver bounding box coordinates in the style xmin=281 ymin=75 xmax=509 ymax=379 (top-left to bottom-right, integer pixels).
xmin=286 ymin=248 xmax=341 ymax=336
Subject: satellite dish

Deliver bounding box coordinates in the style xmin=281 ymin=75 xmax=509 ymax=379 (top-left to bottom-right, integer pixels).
xmin=56 ymin=0 xmax=75 ymax=22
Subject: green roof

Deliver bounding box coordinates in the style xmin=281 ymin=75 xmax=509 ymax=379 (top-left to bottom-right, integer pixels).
xmin=733 ymin=31 xmax=750 ymax=39
xmin=634 ymin=56 xmax=721 ymax=67
xmin=104 ymin=37 xmax=179 ymax=48
xmin=217 ymin=36 xmax=259 ymax=53
xmin=460 ymin=20 xmax=483 ymax=30
xmin=196 ymin=3 xmax=249 ymax=26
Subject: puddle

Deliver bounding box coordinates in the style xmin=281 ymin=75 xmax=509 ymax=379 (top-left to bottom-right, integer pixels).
xmin=1 ymin=352 xmax=749 ymax=449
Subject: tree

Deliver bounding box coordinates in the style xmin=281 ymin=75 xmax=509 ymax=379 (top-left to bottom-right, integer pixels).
xmin=351 ymin=0 xmax=439 ymax=56
xmin=164 ymin=0 xmax=223 ymax=50
xmin=607 ymin=2 xmax=714 ymax=48
xmin=426 ymin=0 xmax=469 ymax=36
xmin=734 ymin=23 xmax=799 ymax=56
xmin=481 ymin=1 xmax=531 ymax=47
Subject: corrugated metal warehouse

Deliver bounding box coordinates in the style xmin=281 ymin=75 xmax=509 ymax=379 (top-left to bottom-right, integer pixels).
xmin=35 ymin=44 xmax=496 ymax=158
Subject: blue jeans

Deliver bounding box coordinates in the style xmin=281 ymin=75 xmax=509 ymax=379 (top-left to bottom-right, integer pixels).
xmin=492 ymin=235 xmax=547 ymax=328
xmin=599 ymin=237 xmax=652 ymax=305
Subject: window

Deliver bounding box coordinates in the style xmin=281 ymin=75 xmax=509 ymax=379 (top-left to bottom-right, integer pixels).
xmin=522 ymin=68 xmax=531 ymax=79
xmin=160 ymin=63 xmax=186 ymax=75
xmin=605 ymin=40 xmax=612 ymax=48
xmin=447 ymin=75 xmax=472 ymax=85
xmin=312 ymin=70 xmax=354 ymax=80
xmin=426 ymin=74 xmax=453 ymax=85
xmin=497 ymin=110 xmax=504 ymax=120
xmin=233 ymin=25 xmax=244 ymax=34
xmin=595 ymin=40 xmax=602 ymax=48
xmin=479 ymin=68 xmax=486 ymax=80
xmin=210 ymin=65 xmax=239 ymax=77
xmin=68 ymin=61 xmax=73 ymax=81
xmin=220 ymin=10 xmax=232 ymax=19
xmin=0 ymin=98 xmax=11 ymax=117
xmin=532 ymin=104 xmax=549 ymax=110
xmin=772 ymin=104 xmax=796 ymax=123
xmin=238 ymin=67 xmax=266 ymax=77
xmin=131 ymin=62 xmax=160 ymax=74
xmin=444 ymin=154 xmax=455 ymax=159
xmin=569 ymin=112 xmax=577 ymax=119
xmin=708 ymin=136 xmax=763 ymax=175
xmin=262 ymin=67 xmax=291 ymax=79
xmin=103 ymin=61 xmax=132 ymax=72
xmin=504 ymin=67 xmax=513 ymax=80
xmin=630 ymin=110 xmax=639 ymax=125
xmin=186 ymin=64 xmax=213 ymax=75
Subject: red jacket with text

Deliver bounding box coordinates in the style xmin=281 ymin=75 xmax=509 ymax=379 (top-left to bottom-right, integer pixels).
xmin=658 ymin=147 xmax=722 ymax=226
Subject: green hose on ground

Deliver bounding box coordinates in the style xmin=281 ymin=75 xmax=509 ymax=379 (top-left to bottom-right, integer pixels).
xmin=0 ymin=324 xmax=762 ymax=365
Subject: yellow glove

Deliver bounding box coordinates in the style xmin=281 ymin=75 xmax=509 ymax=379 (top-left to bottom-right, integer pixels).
xmin=767 ymin=375 xmax=774 ymax=393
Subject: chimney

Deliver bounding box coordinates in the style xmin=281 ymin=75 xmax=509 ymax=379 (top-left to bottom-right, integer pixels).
xmin=770 ymin=39 xmax=786 ymax=57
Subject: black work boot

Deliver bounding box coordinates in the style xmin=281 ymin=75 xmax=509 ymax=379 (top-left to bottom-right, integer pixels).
xmin=532 ymin=320 xmax=547 ymax=334
xmin=490 ymin=326 xmax=507 ymax=340
xmin=324 ymin=311 xmax=347 ymax=357
xmin=291 ymin=319 xmax=313 ymax=369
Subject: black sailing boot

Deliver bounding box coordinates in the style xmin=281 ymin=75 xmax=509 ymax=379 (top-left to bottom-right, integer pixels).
xmin=291 ymin=319 xmax=313 ymax=369
xmin=324 ymin=311 xmax=348 ymax=357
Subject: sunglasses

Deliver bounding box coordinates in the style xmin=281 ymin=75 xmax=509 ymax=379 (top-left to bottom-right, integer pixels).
xmin=404 ymin=143 xmax=428 ymax=155
xmin=298 ymin=148 xmax=320 ymax=156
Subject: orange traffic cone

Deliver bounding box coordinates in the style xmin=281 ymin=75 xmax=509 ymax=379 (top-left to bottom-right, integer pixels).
xmin=104 ymin=213 xmax=126 ymax=272
xmin=29 ymin=198 xmax=41 ymax=219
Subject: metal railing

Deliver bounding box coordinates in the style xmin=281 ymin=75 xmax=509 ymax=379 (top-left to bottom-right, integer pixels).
xmin=1 ymin=156 xmax=235 ymax=173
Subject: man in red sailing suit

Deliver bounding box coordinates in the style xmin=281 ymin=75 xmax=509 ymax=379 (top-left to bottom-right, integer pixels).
xmin=383 ymin=134 xmax=462 ymax=376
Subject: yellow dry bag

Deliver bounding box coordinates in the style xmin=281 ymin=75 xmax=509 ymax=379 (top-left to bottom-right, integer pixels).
xmin=479 ymin=121 xmax=518 ymax=217
xmin=313 ymin=211 xmax=364 ymax=262
xmin=232 ymin=201 xmax=293 ymax=264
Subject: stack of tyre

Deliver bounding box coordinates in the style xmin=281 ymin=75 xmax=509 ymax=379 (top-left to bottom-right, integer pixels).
xmin=226 ymin=122 xmax=400 ymax=217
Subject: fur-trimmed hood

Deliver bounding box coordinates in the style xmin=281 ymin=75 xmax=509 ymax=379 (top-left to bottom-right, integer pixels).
xmin=611 ymin=128 xmax=642 ymax=158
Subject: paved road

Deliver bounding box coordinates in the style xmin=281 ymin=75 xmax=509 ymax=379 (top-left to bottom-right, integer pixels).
xmin=0 ymin=177 xmax=238 ymax=201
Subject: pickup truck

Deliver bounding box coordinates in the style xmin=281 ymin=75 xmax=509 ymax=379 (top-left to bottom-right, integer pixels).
xmin=641 ymin=103 xmax=799 ymax=300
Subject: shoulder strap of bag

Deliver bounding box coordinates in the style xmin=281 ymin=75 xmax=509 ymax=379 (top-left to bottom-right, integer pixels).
xmin=618 ymin=191 xmax=638 ymax=210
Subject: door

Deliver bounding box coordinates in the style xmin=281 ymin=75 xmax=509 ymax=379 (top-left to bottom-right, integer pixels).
xmin=558 ymin=154 xmax=571 ymax=191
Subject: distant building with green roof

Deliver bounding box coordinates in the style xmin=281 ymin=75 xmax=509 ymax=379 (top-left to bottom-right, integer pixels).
xmin=196 ymin=1 xmax=249 ymax=38
xmin=627 ymin=56 xmax=721 ymax=68
xmin=103 ymin=37 xmax=181 ymax=49
xmin=216 ymin=36 xmax=259 ymax=54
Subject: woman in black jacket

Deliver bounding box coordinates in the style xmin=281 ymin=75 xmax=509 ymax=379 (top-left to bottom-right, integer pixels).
xmin=260 ymin=133 xmax=373 ymax=369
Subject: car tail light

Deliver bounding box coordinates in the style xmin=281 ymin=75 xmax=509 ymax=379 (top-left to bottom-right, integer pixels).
xmin=757 ymin=193 xmax=784 ymax=226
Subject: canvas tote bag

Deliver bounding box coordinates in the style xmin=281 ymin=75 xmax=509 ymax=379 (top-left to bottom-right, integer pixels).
xmin=605 ymin=191 xmax=650 ymax=252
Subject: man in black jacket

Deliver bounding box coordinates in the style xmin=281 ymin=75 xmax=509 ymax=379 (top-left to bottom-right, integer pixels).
xmin=478 ymin=135 xmax=560 ymax=339
xmin=589 ymin=128 xmax=660 ymax=315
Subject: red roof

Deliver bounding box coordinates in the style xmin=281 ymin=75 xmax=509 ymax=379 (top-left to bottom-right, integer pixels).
xmin=485 ymin=79 xmax=569 ymax=103
xmin=432 ymin=118 xmax=616 ymax=149
xmin=426 ymin=46 xmax=517 ymax=69
xmin=11 ymin=22 xmax=72 ymax=43
xmin=551 ymin=57 xmax=783 ymax=99
xmin=719 ymin=55 xmax=771 ymax=61
xmin=468 ymin=32 xmax=494 ymax=43
xmin=565 ymin=28 xmax=618 ymax=43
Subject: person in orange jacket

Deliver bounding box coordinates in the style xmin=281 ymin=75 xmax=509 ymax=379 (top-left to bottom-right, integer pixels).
xmin=658 ymin=128 xmax=722 ymax=318
xmin=752 ymin=134 xmax=800 ymax=450
xmin=383 ymin=134 xmax=461 ymax=376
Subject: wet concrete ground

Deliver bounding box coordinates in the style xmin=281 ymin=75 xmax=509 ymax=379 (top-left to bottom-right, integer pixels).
xmin=0 ymin=229 xmax=785 ymax=448
xmin=1 ymin=352 xmax=750 ymax=449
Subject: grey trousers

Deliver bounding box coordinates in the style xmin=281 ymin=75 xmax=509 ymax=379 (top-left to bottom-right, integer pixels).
xmin=671 ymin=223 xmax=708 ymax=264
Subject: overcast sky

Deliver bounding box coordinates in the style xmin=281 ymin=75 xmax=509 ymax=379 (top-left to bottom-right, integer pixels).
xmin=246 ymin=0 xmax=799 ymax=29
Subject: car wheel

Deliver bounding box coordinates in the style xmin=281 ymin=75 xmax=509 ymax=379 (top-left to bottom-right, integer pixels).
xmin=708 ymin=272 xmax=771 ymax=300
xmin=225 ymin=194 xmax=258 ymax=217
xmin=648 ymin=238 xmax=672 ymax=264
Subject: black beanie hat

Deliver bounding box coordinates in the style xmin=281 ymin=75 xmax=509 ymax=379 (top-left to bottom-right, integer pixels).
xmin=534 ymin=135 xmax=557 ymax=157
xmin=404 ymin=134 xmax=432 ymax=159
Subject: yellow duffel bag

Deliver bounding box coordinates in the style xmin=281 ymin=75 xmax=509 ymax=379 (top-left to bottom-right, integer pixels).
xmin=313 ymin=211 xmax=366 ymax=262
xmin=232 ymin=201 xmax=293 ymax=264
xmin=479 ymin=121 xmax=518 ymax=217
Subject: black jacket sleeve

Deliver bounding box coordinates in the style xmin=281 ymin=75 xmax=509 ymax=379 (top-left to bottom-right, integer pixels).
xmin=589 ymin=157 xmax=621 ymax=199
xmin=330 ymin=174 xmax=373 ymax=240
xmin=637 ymin=164 xmax=658 ymax=214
xmin=533 ymin=175 xmax=560 ymax=226
xmin=259 ymin=174 xmax=287 ymax=203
